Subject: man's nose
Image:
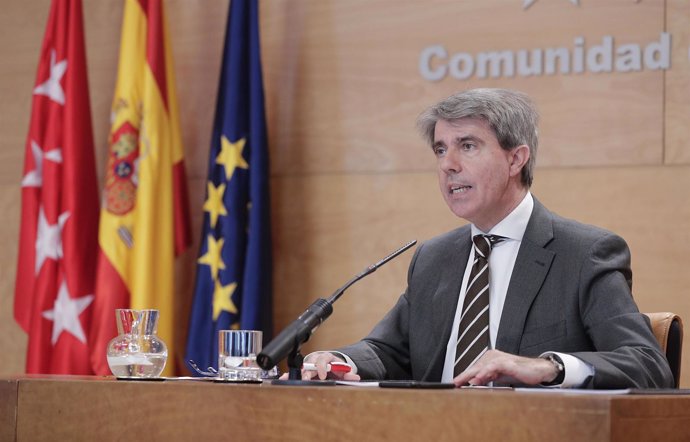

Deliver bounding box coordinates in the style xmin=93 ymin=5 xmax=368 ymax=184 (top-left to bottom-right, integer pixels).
xmin=440 ymin=150 xmax=461 ymax=174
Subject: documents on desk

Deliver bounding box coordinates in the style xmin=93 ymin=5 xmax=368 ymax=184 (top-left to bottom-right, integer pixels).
xmin=334 ymin=382 xmax=638 ymax=394
xmin=515 ymin=388 xmax=632 ymax=395
xmin=336 ymin=381 xmax=381 ymax=387
xmin=335 ymin=381 xmax=454 ymax=389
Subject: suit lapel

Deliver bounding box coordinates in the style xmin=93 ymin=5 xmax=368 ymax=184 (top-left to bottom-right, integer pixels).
xmin=432 ymin=229 xmax=472 ymax=337
xmin=422 ymin=227 xmax=472 ymax=380
xmin=496 ymin=199 xmax=555 ymax=354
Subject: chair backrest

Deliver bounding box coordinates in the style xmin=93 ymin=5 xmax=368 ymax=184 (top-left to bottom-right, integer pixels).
xmin=644 ymin=312 xmax=684 ymax=388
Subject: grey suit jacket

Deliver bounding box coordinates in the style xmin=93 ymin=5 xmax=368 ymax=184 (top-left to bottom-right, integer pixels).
xmin=338 ymin=199 xmax=673 ymax=389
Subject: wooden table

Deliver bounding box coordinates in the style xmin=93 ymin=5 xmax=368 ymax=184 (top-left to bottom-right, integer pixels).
xmin=1 ymin=376 xmax=689 ymax=441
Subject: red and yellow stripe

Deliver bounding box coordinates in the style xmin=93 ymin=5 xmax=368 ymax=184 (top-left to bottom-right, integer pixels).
xmin=91 ymin=0 xmax=190 ymax=376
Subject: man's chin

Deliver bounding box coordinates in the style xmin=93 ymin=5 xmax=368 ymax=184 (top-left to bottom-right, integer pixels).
xmin=446 ymin=204 xmax=475 ymax=223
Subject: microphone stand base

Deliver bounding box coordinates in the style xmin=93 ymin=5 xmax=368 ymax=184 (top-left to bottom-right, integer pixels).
xmin=275 ymin=346 xmax=338 ymax=386
xmin=271 ymin=379 xmax=336 ymax=386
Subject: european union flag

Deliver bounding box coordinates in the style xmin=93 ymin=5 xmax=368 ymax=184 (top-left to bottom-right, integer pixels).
xmin=185 ymin=0 xmax=273 ymax=372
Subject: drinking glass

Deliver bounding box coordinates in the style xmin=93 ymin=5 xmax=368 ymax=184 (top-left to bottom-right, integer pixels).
xmin=218 ymin=330 xmax=262 ymax=381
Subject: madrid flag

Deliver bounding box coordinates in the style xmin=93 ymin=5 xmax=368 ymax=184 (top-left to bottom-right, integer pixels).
xmin=89 ymin=0 xmax=191 ymax=376
xmin=14 ymin=0 xmax=99 ymax=374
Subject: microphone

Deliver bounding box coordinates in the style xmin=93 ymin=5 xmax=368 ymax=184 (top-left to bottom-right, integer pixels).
xmin=256 ymin=240 xmax=417 ymax=371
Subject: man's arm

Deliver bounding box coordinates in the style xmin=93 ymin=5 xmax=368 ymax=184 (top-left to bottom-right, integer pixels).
xmin=568 ymin=233 xmax=673 ymax=388
xmin=334 ymin=243 xmax=429 ymax=380
xmin=335 ymin=290 xmax=414 ymax=380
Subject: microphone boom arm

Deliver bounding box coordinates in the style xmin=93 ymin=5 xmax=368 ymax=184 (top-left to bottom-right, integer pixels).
xmin=326 ymin=239 xmax=418 ymax=305
xmin=256 ymin=240 xmax=417 ymax=375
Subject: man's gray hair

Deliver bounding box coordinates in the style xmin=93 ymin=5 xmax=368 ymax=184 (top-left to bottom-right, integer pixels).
xmin=416 ymin=88 xmax=539 ymax=187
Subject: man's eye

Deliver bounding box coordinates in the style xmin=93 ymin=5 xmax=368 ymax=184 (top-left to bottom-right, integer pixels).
xmin=462 ymin=143 xmax=475 ymax=151
xmin=434 ymin=146 xmax=446 ymax=156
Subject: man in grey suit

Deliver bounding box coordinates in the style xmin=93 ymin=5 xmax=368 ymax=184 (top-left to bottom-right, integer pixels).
xmin=302 ymin=88 xmax=673 ymax=389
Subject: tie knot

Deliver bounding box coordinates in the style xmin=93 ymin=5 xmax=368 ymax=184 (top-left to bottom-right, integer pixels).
xmin=472 ymin=234 xmax=505 ymax=259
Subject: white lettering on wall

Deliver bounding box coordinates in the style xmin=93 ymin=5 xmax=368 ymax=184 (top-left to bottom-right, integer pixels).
xmin=418 ymin=45 xmax=448 ymax=81
xmin=419 ymin=32 xmax=671 ymax=82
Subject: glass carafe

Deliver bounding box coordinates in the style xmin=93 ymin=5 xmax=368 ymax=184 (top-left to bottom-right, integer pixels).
xmin=106 ymin=309 xmax=168 ymax=378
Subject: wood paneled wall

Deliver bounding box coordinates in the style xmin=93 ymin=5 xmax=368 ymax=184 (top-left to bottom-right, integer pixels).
xmin=1 ymin=0 xmax=688 ymax=387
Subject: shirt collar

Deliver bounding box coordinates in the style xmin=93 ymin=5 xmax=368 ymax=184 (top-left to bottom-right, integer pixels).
xmin=471 ymin=192 xmax=534 ymax=241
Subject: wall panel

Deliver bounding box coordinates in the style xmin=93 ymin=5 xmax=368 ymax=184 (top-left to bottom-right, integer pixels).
xmin=261 ymin=0 xmax=667 ymax=174
xmin=665 ymin=0 xmax=690 ymax=164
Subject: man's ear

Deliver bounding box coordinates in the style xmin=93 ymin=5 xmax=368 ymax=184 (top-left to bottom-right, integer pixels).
xmin=509 ymin=145 xmax=530 ymax=177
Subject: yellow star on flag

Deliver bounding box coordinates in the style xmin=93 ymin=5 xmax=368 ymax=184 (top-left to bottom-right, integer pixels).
xmin=212 ymin=280 xmax=237 ymax=320
xmin=197 ymin=235 xmax=226 ymax=280
xmin=216 ymin=135 xmax=249 ymax=180
xmin=203 ymin=181 xmax=228 ymax=228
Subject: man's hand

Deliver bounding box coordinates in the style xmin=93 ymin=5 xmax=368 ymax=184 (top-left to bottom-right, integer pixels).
xmin=453 ymin=349 xmax=559 ymax=387
xmin=278 ymin=352 xmax=361 ymax=381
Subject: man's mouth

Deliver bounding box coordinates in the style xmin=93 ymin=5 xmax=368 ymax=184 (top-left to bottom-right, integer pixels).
xmin=450 ymin=185 xmax=472 ymax=194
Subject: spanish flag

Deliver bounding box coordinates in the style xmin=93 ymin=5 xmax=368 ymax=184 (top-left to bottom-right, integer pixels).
xmin=89 ymin=0 xmax=191 ymax=376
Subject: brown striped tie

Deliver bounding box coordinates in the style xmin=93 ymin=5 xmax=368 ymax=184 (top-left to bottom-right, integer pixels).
xmin=453 ymin=234 xmax=505 ymax=377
